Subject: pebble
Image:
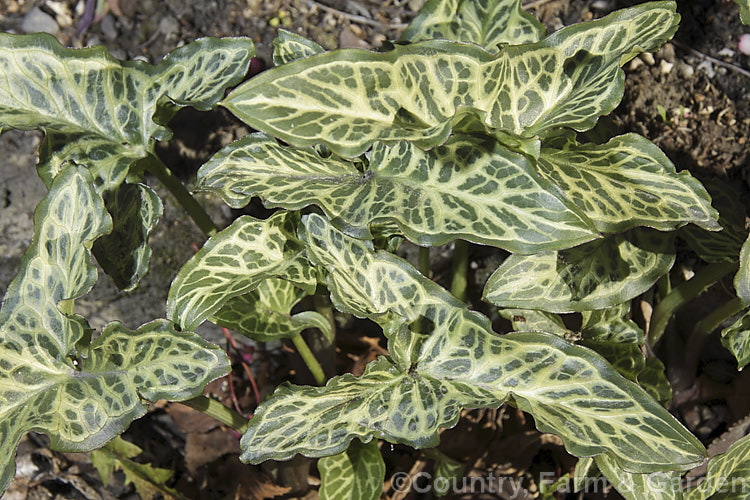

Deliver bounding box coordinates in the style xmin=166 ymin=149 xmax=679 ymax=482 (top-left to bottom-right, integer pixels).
xmin=100 ymin=15 xmax=118 ymax=41
xmin=21 ymin=7 xmax=59 ymax=35
xmin=697 ymin=60 xmax=716 ymax=78
xmin=659 ymin=59 xmax=673 ymax=75
xmin=659 ymin=43 xmax=676 ymax=63
xmin=591 ymin=0 xmax=614 ymax=11
xmin=677 ymin=62 xmax=694 ymax=78
xmin=717 ymin=47 xmax=736 ymax=58
xmin=640 ymin=52 xmax=655 ymax=65
xmin=158 ymin=16 xmax=180 ymax=38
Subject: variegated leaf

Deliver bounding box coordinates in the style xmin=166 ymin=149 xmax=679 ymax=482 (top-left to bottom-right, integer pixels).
xmin=721 ymin=308 xmax=750 ymax=369
xmin=483 ymin=229 xmax=675 ymax=312
xmin=400 ymin=0 xmax=545 ymax=49
xmin=735 ymin=236 xmax=750 ymax=304
xmin=240 ymin=214 xmax=705 ymax=473
xmin=273 ymin=29 xmax=324 ymax=66
xmin=428 ymin=449 xmax=464 ymax=497
xmin=686 ymin=434 xmax=750 ymax=500
xmin=573 ymin=457 xmax=598 ymax=493
xmin=0 ymin=33 xmax=254 ymax=191
xmin=167 ymin=212 xmax=316 ymax=331
xmin=0 ymin=165 xmax=112 ymax=353
xmin=212 ymin=278 xmax=332 ymax=343
xmin=223 ymin=3 xmax=678 ymax=157
xmin=596 ymin=454 xmax=683 ymax=500
xmin=537 ymin=134 xmax=719 ymax=233
xmin=500 ymin=308 xmax=572 ymax=337
xmin=680 ymin=180 xmax=746 ymax=264
xmin=0 ymin=166 xmax=228 ymax=492
xmin=92 ymin=183 xmax=162 ymax=291
xmin=318 ymin=439 xmax=384 ymax=500
xmin=196 ymin=133 xmax=598 ymax=252
xmin=581 ymin=304 xmax=644 ymax=345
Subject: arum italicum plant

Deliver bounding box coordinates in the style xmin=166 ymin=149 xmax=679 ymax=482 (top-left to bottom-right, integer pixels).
xmin=2 ymin=0 xmax=750 ymax=497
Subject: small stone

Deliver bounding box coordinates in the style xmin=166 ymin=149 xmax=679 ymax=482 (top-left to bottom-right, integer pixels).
xmin=100 ymin=14 xmax=118 ymax=41
xmin=659 ymin=59 xmax=673 ymax=75
xmin=21 ymin=7 xmax=59 ymax=35
xmin=717 ymin=47 xmax=735 ymax=58
xmin=677 ymin=62 xmax=694 ymax=78
xmin=640 ymin=52 xmax=655 ymax=65
xmin=591 ymin=0 xmax=613 ymax=11
xmin=628 ymin=57 xmax=644 ymax=71
xmin=697 ymin=60 xmax=715 ymax=78
xmin=659 ymin=43 xmax=675 ymax=63
xmin=158 ymin=16 xmax=180 ymax=38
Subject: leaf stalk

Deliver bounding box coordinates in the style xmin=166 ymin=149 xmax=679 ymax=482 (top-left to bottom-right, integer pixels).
xmin=648 ymin=262 xmax=738 ymax=346
xmin=181 ymin=395 xmax=250 ymax=433
xmin=291 ymin=333 xmax=327 ymax=385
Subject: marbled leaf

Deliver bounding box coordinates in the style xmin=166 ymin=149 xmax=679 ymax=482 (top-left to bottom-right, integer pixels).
xmin=239 ymin=214 xmax=705 ymax=474
xmin=317 ymin=439 xmax=384 ymax=500
xmin=735 ymin=236 xmax=750 ymax=304
xmin=401 ymin=0 xmax=545 ymax=49
xmin=537 ymin=134 xmax=719 ymax=233
xmin=737 ymin=0 xmax=750 ymax=24
xmin=596 ymin=454 xmax=683 ymax=500
xmin=680 ymin=180 xmax=746 ymax=264
xmin=212 ymin=278 xmax=332 ymax=343
xmin=483 ymin=229 xmax=675 ymax=312
xmin=273 ymin=29 xmax=324 ymax=66
xmin=223 ymin=3 xmax=678 ymax=157
xmin=196 ymin=133 xmax=598 ymax=252
xmin=685 ymin=434 xmax=750 ymax=499
xmin=0 ymin=166 xmax=228 ymax=492
xmin=0 ymin=33 xmax=254 ymax=191
xmin=92 ymin=183 xmax=162 ymax=291
xmin=167 ymin=212 xmax=316 ymax=331
xmin=721 ymin=308 xmax=750 ymax=369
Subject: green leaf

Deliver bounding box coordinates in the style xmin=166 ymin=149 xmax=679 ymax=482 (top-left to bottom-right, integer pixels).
xmin=427 ymin=449 xmax=464 ymax=497
xmin=500 ymin=308 xmax=573 ymax=338
xmin=273 ymin=29 xmax=324 ymax=66
xmin=573 ymin=457 xmax=598 ymax=493
xmin=318 ymin=439 xmax=385 ymax=500
xmin=223 ymin=3 xmax=679 ymax=157
xmin=196 ymin=133 xmax=598 ymax=252
xmin=483 ymin=229 xmax=675 ymax=312
xmin=737 ymin=0 xmax=750 ymax=24
xmin=91 ymin=436 xmax=187 ymax=500
xmin=212 ymin=278 xmax=332 ymax=343
xmin=735 ymin=236 xmax=750 ymax=304
xmin=400 ymin=0 xmax=545 ymax=49
xmin=0 ymin=166 xmax=228 ymax=492
xmin=680 ymin=180 xmax=747 ymax=264
xmin=240 ymin=214 xmax=705 ymax=474
xmin=0 ymin=33 xmax=255 ymax=191
xmin=92 ymin=182 xmax=162 ymax=291
xmin=537 ymin=134 xmax=719 ymax=233
xmin=167 ymin=212 xmax=316 ymax=331
xmin=686 ymin=434 xmax=750 ymax=500
xmin=721 ymin=308 xmax=750 ymax=369
xmin=596 ymin=454 xmax=683 ymax=500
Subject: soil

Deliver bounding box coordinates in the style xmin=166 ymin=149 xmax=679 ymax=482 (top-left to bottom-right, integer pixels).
xmin=0 ymin=0 xmax=748 ymax=499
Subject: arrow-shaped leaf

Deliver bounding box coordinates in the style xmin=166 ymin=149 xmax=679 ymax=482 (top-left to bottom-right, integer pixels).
xmin=538 ymin=133 xmax=719 ymax=233
xmin=273 ymin=29 xmax=324 ymax=66
xmin=0 ymin=33 xmax=254 ymax=190
xmin=167 ymin=212 xmax=317 ymax=331
xmin=685 ymin=433 xmax=750 ymax=499
xmin=196 ymin=133 xmax=598 ymax=252
xmin=240 ymin=214 xmax=705 ymax=474
xmin=0 ymin=165 xmax=229 ymax=492
xmin=212 ymin=278 xmax=332 ymax=343
xmin=92 ymin=182 xmax=163 ymax=291
xmin=223 ymin=3 xmax=678 ymax=157
xmin=400 ymin=0 xmax=545 ymax=49
xmin=483 ymin=229 xmax=675 ymax=312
